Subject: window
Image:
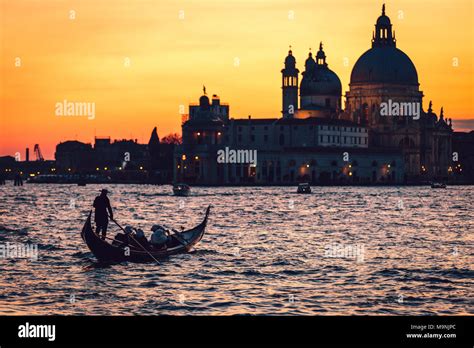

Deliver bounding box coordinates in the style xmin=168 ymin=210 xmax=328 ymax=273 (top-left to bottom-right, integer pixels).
xmin=251 ymin=135 xmax=255 ymax=142
xmin=238 ymin=135 xmax=242 ymax=142
xmin=279 ymin=134 xmax=285 ymax=146
xmin=238 ymin=127 xmax=242 ymax=132
xmin=325 ymin=98 xmax=330 ymax=107
xmin=264 ymin=135 xmax=268 ymax=142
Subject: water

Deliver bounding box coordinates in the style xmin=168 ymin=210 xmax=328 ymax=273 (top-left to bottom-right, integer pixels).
xmin=0 ymin=184 xmax=472 ymax=315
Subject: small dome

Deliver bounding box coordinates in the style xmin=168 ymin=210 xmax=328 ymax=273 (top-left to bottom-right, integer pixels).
xmin=305 ymin=53 xmax=315 ymax=70
xmin=377 ymin=4 xmax=391 ymax=26
xmin=301 ymin=45 xmax=341 ymax=96
xmin=300 ymin=67 xmax=342 ymax=96
xmin=350 ymin=46 xmax=418 ymax=85
xmin=376 ymin=14 xmax=391 ymax=26
xmin=199 ymin=95 xmax=210 ymax=107
xmin=285 ymin=50 xmax=296 ymax=66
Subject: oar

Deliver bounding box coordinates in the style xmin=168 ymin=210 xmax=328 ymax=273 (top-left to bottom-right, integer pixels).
xmin=109 ymin=216 xmax=160 ymax=265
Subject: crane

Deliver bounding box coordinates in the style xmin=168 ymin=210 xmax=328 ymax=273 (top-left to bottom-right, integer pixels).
xmin=33 ymin=144 xmax=44 ymax=161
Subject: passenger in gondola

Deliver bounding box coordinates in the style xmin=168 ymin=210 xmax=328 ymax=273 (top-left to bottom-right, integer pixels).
xmin=150 ymin=225 xmax=169 ymax=250
xmin=133 ymin=229 xmax=150 ymax=249
xmin=112 ymin=226 xmax=133 ymax=247
xmin=93 ymin=189 xmax=113 ymax=240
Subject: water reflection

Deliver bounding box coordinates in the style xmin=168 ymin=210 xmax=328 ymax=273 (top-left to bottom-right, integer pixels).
xmin=0 ymin=184 xmax=472 ymax=315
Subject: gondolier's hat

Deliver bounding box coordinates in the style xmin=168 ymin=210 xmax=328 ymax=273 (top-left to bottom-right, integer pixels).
xmin=101 ymin=189 xmax=109 ymax=194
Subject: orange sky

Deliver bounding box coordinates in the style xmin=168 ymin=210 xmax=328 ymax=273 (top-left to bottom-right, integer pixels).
xmin=1 ymin=0 xmax=473 ymax=159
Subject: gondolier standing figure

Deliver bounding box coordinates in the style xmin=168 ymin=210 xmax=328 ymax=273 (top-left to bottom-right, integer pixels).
xmin=93 ymin=189 xmax=113 ymax=240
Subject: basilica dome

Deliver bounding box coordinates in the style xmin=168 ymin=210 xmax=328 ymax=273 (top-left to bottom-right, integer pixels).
xmin=351 ymin=46 xmax=418 ymax=85
xmin=350 ymin=4 xmax=419 ymax=86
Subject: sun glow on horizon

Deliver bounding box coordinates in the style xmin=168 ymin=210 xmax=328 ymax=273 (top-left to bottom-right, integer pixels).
xmin=1 ymin=0 xmax=473 ymax=159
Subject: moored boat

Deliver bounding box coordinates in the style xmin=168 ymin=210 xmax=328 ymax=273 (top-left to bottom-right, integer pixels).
xmin=297 ymin=183 xmax=311 ymax=194
xmin=173 ymin=183 xmax=190 ymax=196
xmin=81 ymin=205 xmax=210 ymax=263
xmin=431 ymin=182 xmax=446 ymax=189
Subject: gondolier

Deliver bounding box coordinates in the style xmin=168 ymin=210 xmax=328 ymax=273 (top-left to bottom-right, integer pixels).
xmin=93 ymin=189 xmax=114 ymax=240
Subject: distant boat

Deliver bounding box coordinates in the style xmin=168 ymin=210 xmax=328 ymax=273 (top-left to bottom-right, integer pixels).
xmin=431 ymin=182 xmax=447 ymax=189
xmin=297 ymin=183 xmax=311 ymax=194
xmin=173 ymin=183 xmax=190 ymax=196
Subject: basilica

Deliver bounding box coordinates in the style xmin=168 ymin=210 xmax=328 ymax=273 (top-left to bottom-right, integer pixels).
xmin=174 ymin=5 xmax=453 ymax=185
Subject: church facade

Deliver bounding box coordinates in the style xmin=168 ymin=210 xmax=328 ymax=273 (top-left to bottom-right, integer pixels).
xmin=174 ymin=5 xmax=453 ymax=185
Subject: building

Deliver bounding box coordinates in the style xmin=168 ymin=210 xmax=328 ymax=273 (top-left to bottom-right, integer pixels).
xmin=175 ymin=93 xmax=402 ymax=185
xmin=452 ymin=131 xmax=474 ymax=183
xmin=343 ymin=4 xmax=453 ymax=180
xmin=174 ymin=5 xmax=456 ymax=185
xmin=55 ymin=141 xmax=94 ymax=170
xmin=54 ymin=128 xmax=175 ymax=183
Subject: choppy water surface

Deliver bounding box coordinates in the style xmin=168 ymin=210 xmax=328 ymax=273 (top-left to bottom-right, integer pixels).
xmin=0 ymin=184 xmax=472 ymax=315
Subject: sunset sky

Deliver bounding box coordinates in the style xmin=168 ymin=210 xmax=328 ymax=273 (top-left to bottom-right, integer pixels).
xmin=1 ymin=0 xmax=473 ymax=159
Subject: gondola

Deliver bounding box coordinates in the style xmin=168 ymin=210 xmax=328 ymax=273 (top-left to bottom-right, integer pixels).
xmin=81 ymin=205 xmax=210 ymax=263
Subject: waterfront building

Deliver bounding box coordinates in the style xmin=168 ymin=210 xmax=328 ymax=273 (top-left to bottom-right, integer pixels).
xmin=174 ymin=5 xmax=455 ymax=185
xmin=343 ymin=4 xmax=453 ymax=178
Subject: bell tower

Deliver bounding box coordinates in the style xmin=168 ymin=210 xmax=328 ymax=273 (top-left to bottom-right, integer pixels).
xmin=281 ymin=47 xmax=299 ymax=118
